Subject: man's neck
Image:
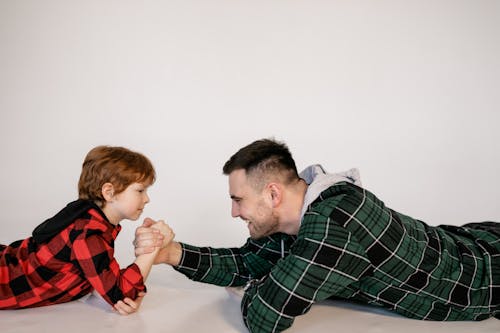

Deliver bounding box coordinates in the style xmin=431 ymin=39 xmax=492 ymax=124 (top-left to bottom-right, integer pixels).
xmin=278 ymin=178 xmax=308 ymax=235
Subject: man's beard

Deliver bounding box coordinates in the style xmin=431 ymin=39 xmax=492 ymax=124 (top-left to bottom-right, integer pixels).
xmin=248 ymin=211 xmax=280 ymax=240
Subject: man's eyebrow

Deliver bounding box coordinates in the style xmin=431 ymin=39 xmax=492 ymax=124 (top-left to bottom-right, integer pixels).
xmin=230 ymin=195 xmax=242 ymax=200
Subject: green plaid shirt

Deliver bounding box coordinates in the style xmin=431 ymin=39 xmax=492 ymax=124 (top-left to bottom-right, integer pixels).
xmin=174 ymin=182 xmax=500 ymax=332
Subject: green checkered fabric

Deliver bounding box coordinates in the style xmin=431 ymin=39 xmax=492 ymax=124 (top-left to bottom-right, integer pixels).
xmin=175 ymin=182 xmax=500 ymax=332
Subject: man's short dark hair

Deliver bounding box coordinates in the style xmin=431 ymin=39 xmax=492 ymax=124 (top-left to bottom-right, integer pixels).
xmin=223 ymin=138 xmax=299 ymax=188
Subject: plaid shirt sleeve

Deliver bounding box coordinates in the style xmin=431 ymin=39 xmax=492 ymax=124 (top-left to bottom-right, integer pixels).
xmin=72 ymin=230 xmax=145 ymax=305
xmin=173 ymin=224 xmax=368 ymax=333
xmin=173 ymin=243 xmax=251 ymax=286
xmin=241 ymin=205 xmax=373 ymax=332
xmin=174 ymin=234 xmax=293 ymax=286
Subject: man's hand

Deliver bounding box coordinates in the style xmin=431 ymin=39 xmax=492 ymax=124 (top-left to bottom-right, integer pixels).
xmin=113 ymin=292 xmax=146 ymax=315
xmin=134 ymin=217 xmax=182 ymax=266
xmin=134 ymin=218 xmax=165 ymax=256
xmin=153 ymin=241 xmax=182 ymax=266
xmin=150 ymin=219 xmax=175 ymax=248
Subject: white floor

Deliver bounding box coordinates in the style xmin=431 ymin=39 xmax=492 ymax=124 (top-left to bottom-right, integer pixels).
xmin=1 ymin=268 xmax=499 ymax=333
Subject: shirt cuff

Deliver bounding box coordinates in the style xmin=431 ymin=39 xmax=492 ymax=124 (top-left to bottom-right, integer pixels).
xmin=125 ymin=263 xmax=147 ymax=292
xmin=173 ymin=243 xmax=202 ymax=278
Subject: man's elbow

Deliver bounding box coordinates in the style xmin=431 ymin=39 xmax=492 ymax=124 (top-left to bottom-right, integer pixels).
xmin=243 ymin=303 xmax=294 ymax=333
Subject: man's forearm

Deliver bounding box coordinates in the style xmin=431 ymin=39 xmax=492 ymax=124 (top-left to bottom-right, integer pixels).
xmin=155 ymin=241 xmax=182 ymax=266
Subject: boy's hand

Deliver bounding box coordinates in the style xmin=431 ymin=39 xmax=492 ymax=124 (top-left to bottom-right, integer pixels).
xmin=113 ymin=292 xmax=146 ymax=315
xmin=134 ymin=218 xmax=165 ymax=256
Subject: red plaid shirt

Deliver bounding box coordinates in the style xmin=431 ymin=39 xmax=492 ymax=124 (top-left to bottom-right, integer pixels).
xmin=0 ymin=207 xmax=145 ymax=309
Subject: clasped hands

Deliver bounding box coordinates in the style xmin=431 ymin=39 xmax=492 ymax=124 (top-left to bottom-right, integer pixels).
xmin=134 ymin=217 xmax=174 ymax=255
xmin=114 ymin=217 xmax=176 ymax=315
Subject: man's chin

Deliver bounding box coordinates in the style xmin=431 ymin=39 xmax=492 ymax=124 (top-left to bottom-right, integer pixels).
xmin=249 ymin=234 xmax=264 ymax=240
xmin=248 ymin=230 xmax=274 ymax=240
xmin=248 ymin=229 xmax=263 ymax=240
xmin=247 ymin=223 xmax=280 ymax=240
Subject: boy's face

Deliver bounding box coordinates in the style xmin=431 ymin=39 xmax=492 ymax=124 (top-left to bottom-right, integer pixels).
xmin=106 ymin=182 xmax=150 ymax=225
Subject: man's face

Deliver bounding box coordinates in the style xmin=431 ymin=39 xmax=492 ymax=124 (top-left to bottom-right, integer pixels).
xmin=228 ymin=169 xmax=279 ymax=239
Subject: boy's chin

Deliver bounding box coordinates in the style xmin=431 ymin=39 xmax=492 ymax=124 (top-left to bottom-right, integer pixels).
xmin=128 ymin=214 xmax=142 ymax=221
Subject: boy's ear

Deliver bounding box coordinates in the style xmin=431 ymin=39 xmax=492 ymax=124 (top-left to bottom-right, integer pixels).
xmin=102 ymin=183 xmax=115 ymax=202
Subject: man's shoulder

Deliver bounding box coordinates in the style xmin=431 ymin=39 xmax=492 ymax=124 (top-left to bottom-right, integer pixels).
xmin=307 ymin=182 xmax=365 ymax=211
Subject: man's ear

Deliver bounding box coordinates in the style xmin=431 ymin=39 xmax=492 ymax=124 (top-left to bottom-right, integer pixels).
xmin=268 ymin=183 xmax=282 ymax=207
xmin=101 ymin=183 xmax=115 ymax=202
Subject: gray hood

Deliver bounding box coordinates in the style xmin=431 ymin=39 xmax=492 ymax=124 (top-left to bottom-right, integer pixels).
xmin=299 ymin=164 xmax=362 ymax=221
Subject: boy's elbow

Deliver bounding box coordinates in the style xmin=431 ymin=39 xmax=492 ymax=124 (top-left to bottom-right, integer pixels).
xmin=106 ymin=284 xmax=146 ymax=305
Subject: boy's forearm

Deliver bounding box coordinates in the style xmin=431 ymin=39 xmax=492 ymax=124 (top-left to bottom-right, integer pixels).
xmin=134 ymin=248 xmax=161 ymax=281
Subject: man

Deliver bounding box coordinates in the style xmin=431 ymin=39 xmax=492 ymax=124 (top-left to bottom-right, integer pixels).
xmin=133 ymin=138 xmax=500 ymax=332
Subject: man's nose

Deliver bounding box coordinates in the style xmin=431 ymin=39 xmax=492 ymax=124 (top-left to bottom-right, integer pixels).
xmin=231 ymin=202 xmax=239 ymax=218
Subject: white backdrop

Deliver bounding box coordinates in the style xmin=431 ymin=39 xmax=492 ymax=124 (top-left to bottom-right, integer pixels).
xmin=1 ymin=0 xmax=499 ymax=265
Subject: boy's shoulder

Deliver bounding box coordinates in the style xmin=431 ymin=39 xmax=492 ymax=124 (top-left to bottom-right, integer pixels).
xmin=72 ymin=207 xmax=119 ymax=239
xmin=33 ymin=200 xmax=114 ymax=244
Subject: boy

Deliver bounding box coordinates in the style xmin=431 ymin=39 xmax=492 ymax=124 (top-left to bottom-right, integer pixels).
xmin=0 ymin=145 xmax=173 ymax=313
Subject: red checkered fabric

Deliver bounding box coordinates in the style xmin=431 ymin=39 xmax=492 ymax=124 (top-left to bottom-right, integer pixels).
xmin=0 ymin=205 xmax=145 ymax=309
